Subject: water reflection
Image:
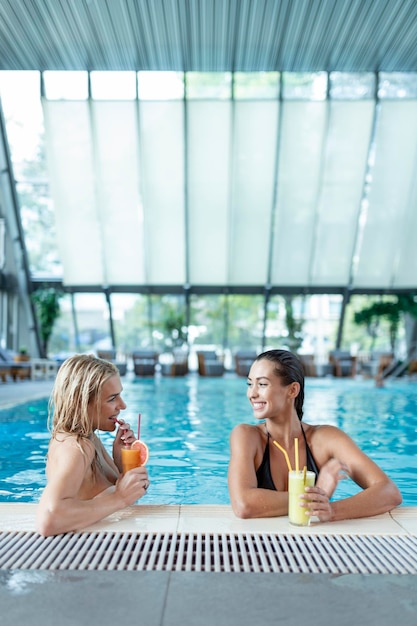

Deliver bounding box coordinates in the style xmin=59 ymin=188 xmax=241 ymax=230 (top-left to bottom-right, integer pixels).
xmin=0 ymin=376 xmax=416 ymax=505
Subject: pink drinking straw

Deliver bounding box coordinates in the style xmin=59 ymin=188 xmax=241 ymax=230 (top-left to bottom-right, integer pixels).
xmin=138 ymin=413 xmax=141 ymax=440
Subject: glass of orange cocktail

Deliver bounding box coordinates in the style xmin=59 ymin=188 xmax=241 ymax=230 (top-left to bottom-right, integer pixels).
xmin=120 ymin=413 xmax=149 ymax=473
xmin=121 ymin=446 xmax=142 ymax=472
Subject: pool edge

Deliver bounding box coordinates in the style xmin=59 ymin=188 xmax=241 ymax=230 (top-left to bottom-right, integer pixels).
xmin=0 ymin=503 xmax=416 ymax=535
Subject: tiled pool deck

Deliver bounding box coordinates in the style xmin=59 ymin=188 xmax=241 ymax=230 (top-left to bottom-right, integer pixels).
xmin=1 ymin=502 xmax=416 ymax=536
xmin=1 ymin=378 xmax=417 ymax=625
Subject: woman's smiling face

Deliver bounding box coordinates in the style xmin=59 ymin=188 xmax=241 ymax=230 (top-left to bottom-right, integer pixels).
xmin=246 ymin=359 xmax=297 ymax=420
xmin=89 ymin=374 xmax=127 ymax=431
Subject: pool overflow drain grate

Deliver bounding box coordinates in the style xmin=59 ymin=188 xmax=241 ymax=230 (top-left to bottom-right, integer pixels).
xmin=0 ymin=532 xmax=416 ymax=574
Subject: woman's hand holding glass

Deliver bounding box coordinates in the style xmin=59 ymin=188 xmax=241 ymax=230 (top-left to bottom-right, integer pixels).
xmin=300 ymin=458 xmax=349 ymax=522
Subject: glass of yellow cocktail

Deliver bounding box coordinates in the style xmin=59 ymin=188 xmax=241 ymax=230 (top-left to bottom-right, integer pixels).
xmin=288 ymin=469 xmax=315 ymax=526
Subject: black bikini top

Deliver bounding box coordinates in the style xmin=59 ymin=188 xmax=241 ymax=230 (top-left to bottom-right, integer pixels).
xmin=256 ymin=422 xmax=320 ymax=491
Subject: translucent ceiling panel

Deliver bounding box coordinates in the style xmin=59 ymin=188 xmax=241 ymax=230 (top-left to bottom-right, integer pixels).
xmin=271 ymin=102 xmax=327 ymax=286
xmin=187 ymin=101 xmax=231 ymax=284
xmin=42 ymin=100 xmax=102 ymax=285
xmin=229 ymin=101 xmax=278 ymax=284
xmin=90 ymin=101 xmax=145 ymax=285
xmin=395 ymin=172 xmax=417 ymax=288
xmin=310 ymin=101 xmax=374 ymax=285
xmin=354 ymin=101 xmax=417 ymax=289
xmin=43 ymin=100 xmax=145 ymax=286
xmin=139 ymin=101 xmax=185 ymax=285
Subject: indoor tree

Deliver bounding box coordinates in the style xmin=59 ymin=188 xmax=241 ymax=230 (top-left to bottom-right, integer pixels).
xmin=31 ymin=286 xmax=63 ymax=358
xmin=353 ymin=294 xmax=417 ymax=353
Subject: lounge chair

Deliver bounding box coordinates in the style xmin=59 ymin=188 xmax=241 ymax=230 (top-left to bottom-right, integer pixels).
xmin=196 ymin=351 xmax=224 ymax=376
xmin=160 ymin=349 xmax=189 ymax=376
xmin=97 ymin=349 xmax=127 ymax=376
xmin=329 ymin=350 xmax=357 ymax=377
xmin=30 ymin=358 xmax=59 ymax=380
xmin=298 ymin=354 xmax=317 ymax=377
xmin=0 ymin=349 xmax=31 ymax=381
xmin=0 ymin=362 xmax=11 ymax=382
xmin=358 ymin=352 xmax=394 ymax=378
xmin=234 ymin=350 xmax=257 ymax=377
xmin=132 ymin=349 xmax=159 ymax=376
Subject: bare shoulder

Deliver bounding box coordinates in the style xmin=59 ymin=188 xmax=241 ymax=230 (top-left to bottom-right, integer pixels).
xmin=48 ymin=433 xmax=95 ymax=464
xmin=304 ymin=423 xmax=349 ymax=442
xmin=229 ymin=423 xmax=266 ymax=470
xmin=230 ymin=423 xmax=265 ymax=454
xmin=231 ymin=423 xmax=262 ymax=441
xmin=303 ymin=422 xmax=362 ymax=465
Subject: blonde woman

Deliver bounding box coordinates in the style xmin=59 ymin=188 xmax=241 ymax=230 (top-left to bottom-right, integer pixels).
xmin=36 ymin=354 xmax=149 ymax=537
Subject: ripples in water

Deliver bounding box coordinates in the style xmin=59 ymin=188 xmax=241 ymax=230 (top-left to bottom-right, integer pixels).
xmin=1 ymin=376 xmax=416 ymax=505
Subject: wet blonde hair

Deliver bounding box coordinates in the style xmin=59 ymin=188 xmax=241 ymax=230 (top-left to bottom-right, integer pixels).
xmin=49 ymin=354 xmax=119 ymax=441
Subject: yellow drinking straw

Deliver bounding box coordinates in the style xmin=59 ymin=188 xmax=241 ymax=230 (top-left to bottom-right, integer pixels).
xmin=303 ymin=465 xmax=307 ymax=485
xmin=273 ymin=440 xmax=292 ymax=472
xmin=294 ymin=437 xmax=299 ymax=473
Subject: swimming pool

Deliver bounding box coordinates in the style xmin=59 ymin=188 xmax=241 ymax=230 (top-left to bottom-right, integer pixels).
xmin=0 ymin=375 xmax=416 ymax=505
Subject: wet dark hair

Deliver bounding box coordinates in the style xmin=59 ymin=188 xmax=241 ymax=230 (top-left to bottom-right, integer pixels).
xmin=253 ymin=349 xmax=305 ymax=420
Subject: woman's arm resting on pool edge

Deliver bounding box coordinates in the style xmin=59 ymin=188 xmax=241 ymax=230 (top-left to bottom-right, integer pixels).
xmin=228 ymin=424 xmax=289 ymax=519
xmin=300 ymin=427 xmax=402 ymax=522
xmin=36 ymin=438 xmax=149 ymax=537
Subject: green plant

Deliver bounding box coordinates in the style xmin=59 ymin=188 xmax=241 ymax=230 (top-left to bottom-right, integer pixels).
xmin=161 ymin=306 xmax=187 ymax=348
xmin=353 ymin=294 xmax=417 ymax=352
xmin=31 ymin=287 xmax=64 ymax=357
xmin=283 ymin=296 xmax=304 ymax=353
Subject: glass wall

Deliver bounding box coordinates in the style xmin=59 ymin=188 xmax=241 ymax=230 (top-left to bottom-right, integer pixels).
xmin=1 ymin=70 xmax=417 ymax=365
xmin=112 ymin=294 xmax=153 ymax=355
xmin=44 ymin=289 xmax=358 ymax=370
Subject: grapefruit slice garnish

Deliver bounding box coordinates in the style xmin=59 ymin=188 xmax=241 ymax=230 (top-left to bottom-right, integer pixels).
xmin=131 ymin=440 xmax=149 ymax=466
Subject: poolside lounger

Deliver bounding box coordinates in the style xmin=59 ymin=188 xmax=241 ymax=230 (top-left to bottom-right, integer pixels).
xmin=196 ymin=350 xmax=224 ymax=376
xmin=0 ymin=362 xmax=11 ymax=382
xmin=0 ymin=348 xmax=31 ymax=381
xmin=359 ymin=352 xmax=394 ymax=378
xmin=234 ymin=350 xmax=257 ymax=377
xmin=329 ymin=350 xmax=357 ymax=377
xmin=160 ymin=349 xmax=189 ymax=376
xmin=97 ymin=350 xmax=127 ymax=376
xmin=298 ymin=354 xmax=317 ymax=377
xmin=132 ymin=349 xmax=159 ymax=376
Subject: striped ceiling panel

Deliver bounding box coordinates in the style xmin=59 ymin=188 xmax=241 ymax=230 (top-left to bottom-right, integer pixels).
xmin=1 ymin=0 xmax=417 ymax=72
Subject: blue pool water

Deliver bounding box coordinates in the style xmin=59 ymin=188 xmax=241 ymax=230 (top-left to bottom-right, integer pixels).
xmin=0 ymin=375 xmax=416 ymax=505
